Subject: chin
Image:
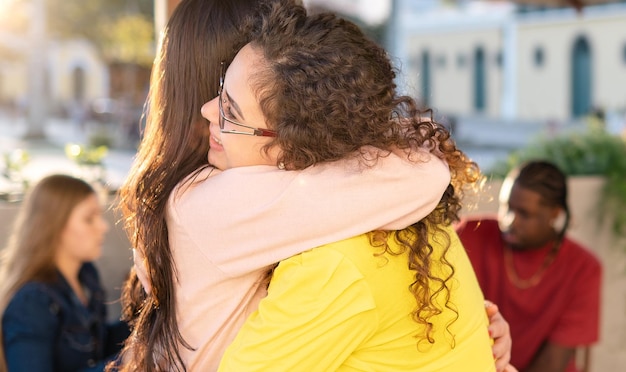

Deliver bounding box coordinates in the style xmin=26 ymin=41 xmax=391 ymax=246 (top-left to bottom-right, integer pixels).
xmin=510 ymin=241 xmax=535 ymax=251
xmin=208 ymin=152 xmax=227 ymax=171
xmin=502 ymin=233 xmax=521 ymax=248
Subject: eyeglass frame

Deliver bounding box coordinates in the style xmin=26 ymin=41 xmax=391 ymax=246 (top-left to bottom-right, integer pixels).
xmin=217 ymin=62 xmax=277 ymax=137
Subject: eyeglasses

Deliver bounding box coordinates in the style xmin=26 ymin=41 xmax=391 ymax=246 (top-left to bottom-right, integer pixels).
xmin=218 ymin=62 xmax=277 ymax=137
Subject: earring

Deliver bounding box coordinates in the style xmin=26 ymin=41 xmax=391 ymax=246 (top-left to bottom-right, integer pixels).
xmin=278 ymin=162 xmax=285 ymax=170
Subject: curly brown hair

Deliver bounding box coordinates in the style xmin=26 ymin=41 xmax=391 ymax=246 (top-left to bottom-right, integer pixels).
xmin=247 ymin=0 xmax=482 ymax=345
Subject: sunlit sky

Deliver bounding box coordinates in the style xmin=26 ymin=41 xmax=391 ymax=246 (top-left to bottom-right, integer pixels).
xmin=0 ymin=0 xmax=17 ymax=20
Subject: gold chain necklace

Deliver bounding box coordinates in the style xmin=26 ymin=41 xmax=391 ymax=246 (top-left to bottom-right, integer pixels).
xmin=503 ymin=240 xmax=561 ymax=289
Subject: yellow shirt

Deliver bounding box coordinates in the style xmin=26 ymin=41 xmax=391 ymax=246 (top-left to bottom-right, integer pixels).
xmin=219 ymin=226 xmax=494 ymax=371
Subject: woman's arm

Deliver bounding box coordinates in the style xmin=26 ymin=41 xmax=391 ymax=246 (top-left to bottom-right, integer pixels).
xmin=171 ymin=147 xmax=450 ymax=275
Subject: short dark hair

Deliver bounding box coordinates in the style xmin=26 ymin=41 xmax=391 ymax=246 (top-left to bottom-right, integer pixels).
xmin=510 ymin=160 xmax=570 ymax=233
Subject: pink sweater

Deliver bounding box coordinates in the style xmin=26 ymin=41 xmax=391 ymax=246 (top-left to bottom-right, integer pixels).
xmin=134 ymin=147 xmax=450 ymax=370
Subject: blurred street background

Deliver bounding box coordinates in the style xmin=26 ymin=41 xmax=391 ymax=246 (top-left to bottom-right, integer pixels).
xmin=1 ymin=0 xmax=625 ymax=195
xmin=0 ymin=107 xmax=597 ymax=194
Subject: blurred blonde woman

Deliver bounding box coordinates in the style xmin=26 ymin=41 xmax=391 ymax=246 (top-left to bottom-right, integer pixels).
xmin=0 ymin=174 xmax=129 ymax=372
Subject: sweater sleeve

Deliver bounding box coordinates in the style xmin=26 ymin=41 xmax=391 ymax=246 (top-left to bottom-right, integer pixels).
xmin=170 ymin=146 xmax=450 ymax=276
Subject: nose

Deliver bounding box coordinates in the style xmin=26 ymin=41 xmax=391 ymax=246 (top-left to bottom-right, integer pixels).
xmin=201 ymin=96 xmax=220 ymax=125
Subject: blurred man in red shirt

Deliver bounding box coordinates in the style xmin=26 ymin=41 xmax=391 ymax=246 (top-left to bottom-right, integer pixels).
xmin=457 ymin=160 xmax=601 ymax=372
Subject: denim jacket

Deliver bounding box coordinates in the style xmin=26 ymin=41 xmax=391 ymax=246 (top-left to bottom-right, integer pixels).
xmin=2 ymin=263 xmax=130 ymax=372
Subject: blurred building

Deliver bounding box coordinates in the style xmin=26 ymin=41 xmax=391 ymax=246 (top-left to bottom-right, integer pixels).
xmin=0 ymin=37 xmax=109 ymax=117
xmin=391 ymin=0 xmax=626 ymax=123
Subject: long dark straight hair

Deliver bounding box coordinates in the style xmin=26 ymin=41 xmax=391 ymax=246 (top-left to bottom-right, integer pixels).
xmin=116 ymin=0 xmax=269 ymax=370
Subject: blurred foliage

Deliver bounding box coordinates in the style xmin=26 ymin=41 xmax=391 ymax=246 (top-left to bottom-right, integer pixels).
xmin=65 ymin=143 xmax=109 ymax=186
xmin=98 ymin=14 xmax=155 ymax=66
xmin=487 ymin=128 xmax=626 ymax=236
xmin=47 ymin=0 xmax=155 ymax=66
xmin=2 ymin=148 xmax=30 ymax=183
xmin=65 ymin=143 xmax=108 ymax=166
xmin=0 ymin=0 xmax=154 ymax=66
xmin=88 ymin=129 xmax=114 ymax=148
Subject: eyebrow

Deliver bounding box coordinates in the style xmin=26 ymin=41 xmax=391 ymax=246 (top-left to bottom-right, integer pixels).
xmin=224 ymin=88 xmax=245 ymax=120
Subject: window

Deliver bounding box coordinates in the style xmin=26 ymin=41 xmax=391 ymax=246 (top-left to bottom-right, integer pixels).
xmin=72 ymin=67 xmax=86 ymax=101
xmin=534 ymin=46 xmax=545 ymax=67
xmin=473 ymin=47 xmax=486 ymax=112
xmin=571 ymin=36 xmax=592 ymax=117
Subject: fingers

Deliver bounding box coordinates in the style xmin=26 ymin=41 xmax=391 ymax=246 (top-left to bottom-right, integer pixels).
xmin=485 ymin=300 xmax=499 ymax=317
xmin=487 ymin=303 xmax=507 ymax=341
xmin=485 ymin=300 xmax=512 ymax=371
xmin=502 ymin=363 xmax=519 ymax=372
xmin=493 ymin=339 xmax=512 ymax=372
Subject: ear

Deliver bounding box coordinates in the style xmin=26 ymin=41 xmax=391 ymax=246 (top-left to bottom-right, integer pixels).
xmin=551 ymin=209 xmax=566 ymax=232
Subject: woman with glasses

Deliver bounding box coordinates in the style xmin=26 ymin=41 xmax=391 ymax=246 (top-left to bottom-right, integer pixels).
xmin=117 ymin=0 xmax=513 ymax=371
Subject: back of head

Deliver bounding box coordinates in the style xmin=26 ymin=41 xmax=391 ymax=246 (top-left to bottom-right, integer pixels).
xmin=117 ymin=1 xmax=289 ymax=370
xmin=505 ymin=160 xmax=570 ymax=233
xmin=0 ymin=175 xmax=94 ymax=369
xmin=133 ymin=0 xmax=264 ymax=191
xmin=154 ymin=0 xmax=261 ymax=135
xmin=509 ymin=160 xmax=568 ymax=210
xmin=121 ymin=0 xmax=277 ymax=277
xmin=248 ymin=0 xmax=398 ymax=169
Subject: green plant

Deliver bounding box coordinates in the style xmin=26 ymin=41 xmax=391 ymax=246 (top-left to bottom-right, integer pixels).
xmin=65 ymin=143 xmax=108 ymax=166
xmin=64 ymin=143 xmax=109 ymax=186
xmin=2 ymin=149 xmax=30 ymax=181
xmin=1 ymin=149 xmax=31 ymax=199
xmin=487 ymin=128 xmax=626 ymax=236
xmin=88 ymin=130 xmax=114 ymax=148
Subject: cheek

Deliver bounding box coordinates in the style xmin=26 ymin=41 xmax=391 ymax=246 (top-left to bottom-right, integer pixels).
xmin=217 ymin=136 xmax=241 ymax=169
xmin=221 ymin=137 xmax=273 ymax=168
xmin=63 ymin=224 xmax=104 ymax=260
xmin=525 ymin=221 xmax=548 ymax=241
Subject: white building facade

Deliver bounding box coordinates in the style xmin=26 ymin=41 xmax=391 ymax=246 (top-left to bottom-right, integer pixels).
xmin=0 ymin=36 xmax=109 ymax=115
xmin=391 ymin=1 xmax=626 ymax=123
